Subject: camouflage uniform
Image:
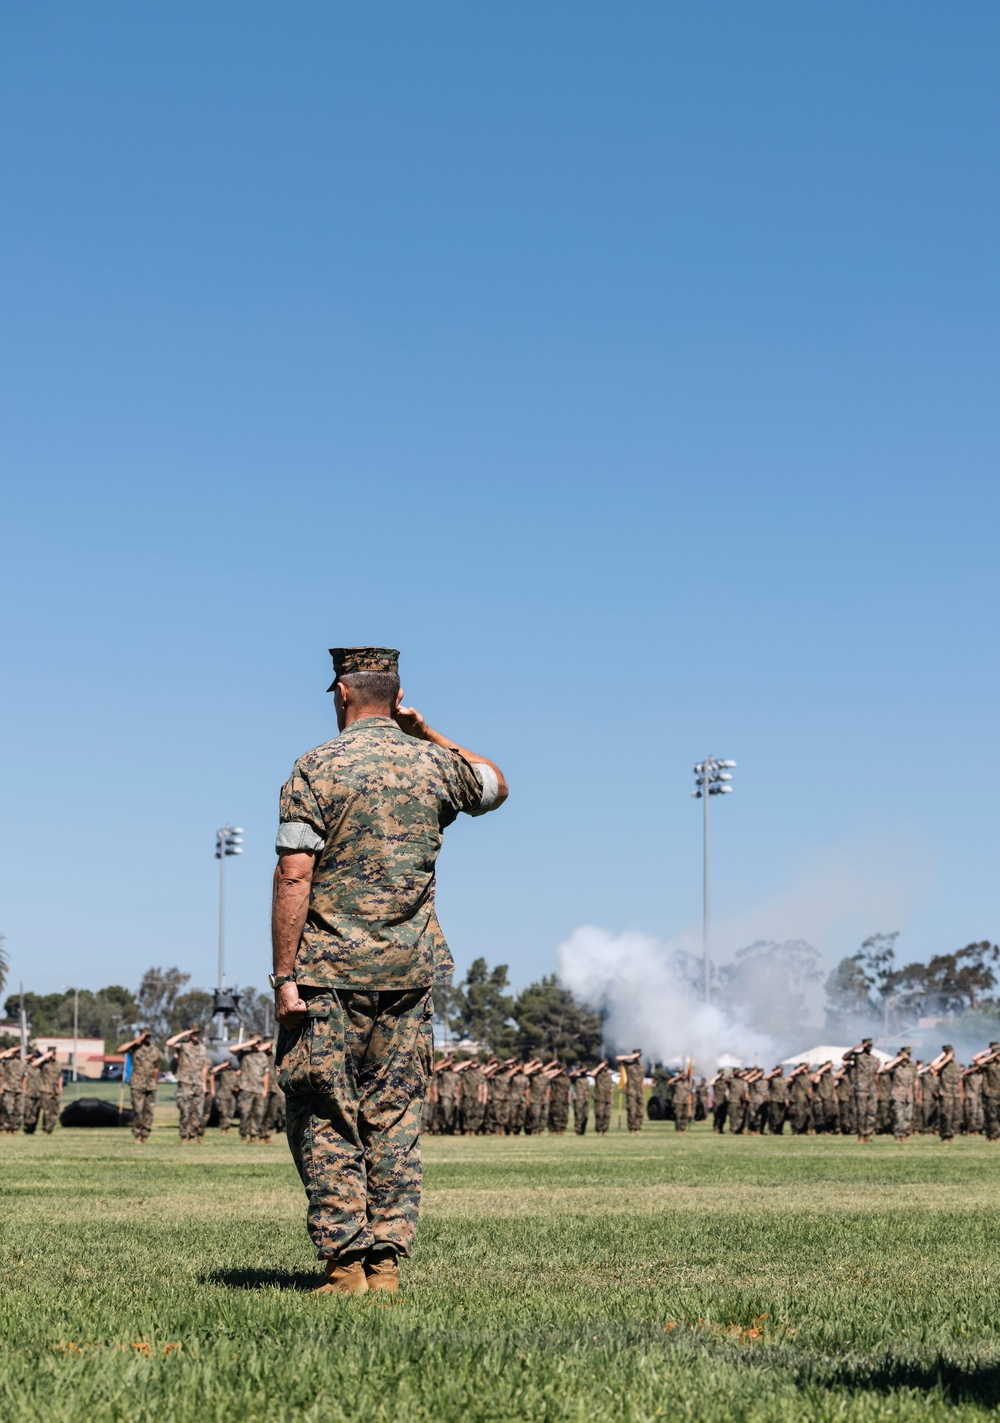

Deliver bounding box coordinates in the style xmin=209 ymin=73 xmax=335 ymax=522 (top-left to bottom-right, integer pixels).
xmin=814 ymin=1071 xmax=838 ymax=1134
xmin=937 ymin=1057 xmax=962 ymax=1142
xmin=712 ymin=1076 xmax=729 ymax=1133
xmin=964 ymin=1069 xmax=984 ymax=1135
xmin=214 ymin=1062 xmax=239 ymax=1131
xmin=276 ymin=673 xmax=500 ymax=1262
xmin=525 ymin=1075 xmax=548 ymax=1134
xmin=695 ymin=1078 xmax=709 ymax=1121
xmin=876 ymin=1072 xmax=893 ymax=1135
xmin=260 ymin=1047 xmax=285 ymax=1138
xmin=890 ymin=1057 xmax=916 ymax=1139
xmin=727 ymin=1073 xmax=748 ymax=1134
xmin=493 ymin=1071 xmax=513 ymax=1135
xmin=129 ymin=1041 xmax=159 ymax=1141
xmin=981 ymin=1054 xmax=1000 ymax=1141
xmin=508 ymin=1069 xmax=528 ymax=1134
xmin=852 ymin=1049 xmax=878 ymax=1138
xmin=437 ymin=1064 xmax=459 ymax=1133
xmin=0 ymin=1055 xmax=24 ymax=1133
xmin=766 ymin=1072 xmax=786 ymax=1134
xmin=547 ymin=1071 xmax=570 ymax=1133
xmin=239 ymin=1048 xmax=269 ymax=1141
xmin=175 ymin=1039 xmax=208 ymax=1140
xmin=837 ymin=1066 xmax=856 ymax=1135
xmin=572 ymin=1074 xmax=590 ymax=1135
xmin=36 ymin=1057 xmax=61 ymax=1133
xmin=671 ymin=1074 xmax=691 ymax=1132
xmin=921 ymin=1071 xmax=938 ymax=1134
xmin=592 ymin=1067 xmax=612 ymax=1135
xmin=625 ymin=1059 xmax=645 ymax=1133
xmin=787 ymin=1071 xmax=812 ymax=1135
xmin=747 ymin=1076 xmax=768 ymax=1133
xmin=461 ymin=1064 xmax=486 ymax=1135
xmin=21 ymin=1059 xmax=44 ymax=1134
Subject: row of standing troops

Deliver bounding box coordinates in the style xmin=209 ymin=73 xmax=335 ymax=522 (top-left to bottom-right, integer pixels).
xmin=425 ymin=1050 xmax=649 ymax=1136
xmin=0 ymin=1046 xmax=62 ymax=1134
xmin=140 ymin=1028 xmax=287 ymax=1143
xmin=709 ymin=1039 xmax=1000 ymax=1142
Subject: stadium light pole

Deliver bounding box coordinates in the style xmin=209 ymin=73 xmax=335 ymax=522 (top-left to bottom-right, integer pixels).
xmin=214 ymin=825 xmax=244 ymax=1039
xmin=692 ymin=757 xmax=736 ymax=1004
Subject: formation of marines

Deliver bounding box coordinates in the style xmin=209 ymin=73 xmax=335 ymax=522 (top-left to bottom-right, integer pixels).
xmin=5 ymin=1030 xmax=1000 ymax=1148
xmin=0 ymin=1045 xmax=61 ymax=1134
xmin=0 ymin=1029 xmax=286 ymax=1142
xmin=424 ymin=1048 xmax=645 ymax=1136
xmin=706 ymin=1038 xmax=1000 ymax=1142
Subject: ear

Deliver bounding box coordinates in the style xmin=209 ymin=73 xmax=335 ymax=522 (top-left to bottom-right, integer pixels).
xmin=334 ymin=682 xmax=348 ymax=711
xmin=395 ymin=685 xmax=405 ymax=711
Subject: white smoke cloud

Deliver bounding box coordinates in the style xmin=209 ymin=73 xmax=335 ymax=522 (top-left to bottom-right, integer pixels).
xmin=557 ymin=924 xmax=776 ymax=1071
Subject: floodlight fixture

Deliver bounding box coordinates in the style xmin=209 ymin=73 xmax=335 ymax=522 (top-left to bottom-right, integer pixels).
xmin=691 ymin=755 xmax=737 ymax=1004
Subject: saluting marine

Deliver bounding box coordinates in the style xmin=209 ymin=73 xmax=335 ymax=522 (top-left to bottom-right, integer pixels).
xmin=118 ymin=1030 xmax=160 ymax=1143
xmin=270 ymin=646 xmax=507 ymax=1294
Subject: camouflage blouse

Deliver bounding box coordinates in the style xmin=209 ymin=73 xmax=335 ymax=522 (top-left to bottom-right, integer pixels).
xmin=130 ymin=1042 xmax=159 ymax=1091
xmin=278 ymin=717 xmax=486 ymax=989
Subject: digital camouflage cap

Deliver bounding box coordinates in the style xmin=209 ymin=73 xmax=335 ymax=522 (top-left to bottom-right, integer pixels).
xmin=327 ymin=647 xmax=400 ymax=691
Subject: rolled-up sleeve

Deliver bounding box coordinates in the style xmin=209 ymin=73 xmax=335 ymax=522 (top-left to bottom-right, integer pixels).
xmin=277 ymin=762 xmax=327 ymax=853
xmin=468 ymin=762 xmax=501 ymax=817
xmin=275 ymin=821 xmax=325 ymax=854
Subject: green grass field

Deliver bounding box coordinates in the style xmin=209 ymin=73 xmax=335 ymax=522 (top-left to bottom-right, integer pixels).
xmin=2 ymin=1115 xmax=999 ymax=1423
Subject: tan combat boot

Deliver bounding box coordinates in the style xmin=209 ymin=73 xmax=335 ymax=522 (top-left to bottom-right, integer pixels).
xmin=365 ymin=1256 xmax=399 ymax=1293
xmin=312 ymin=1260 xmax=368 ymax=1296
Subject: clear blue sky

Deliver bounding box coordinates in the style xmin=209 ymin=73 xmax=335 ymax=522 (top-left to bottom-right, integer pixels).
xmin=2 ymin=5 xmax=998 ymax=1002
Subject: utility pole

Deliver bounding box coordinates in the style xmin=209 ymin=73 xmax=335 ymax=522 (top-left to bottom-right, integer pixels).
xmin=692 ymin=757 xmax=736 ymax=1004
xmin=72 ymin=988 xmax=79 ymax=1082
xmin=18 ymin=981 xmax=26 ymax=1059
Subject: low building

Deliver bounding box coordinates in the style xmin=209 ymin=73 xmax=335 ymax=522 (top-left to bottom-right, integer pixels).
xmin=32 ymin=1036 xmax=106 ymax=1079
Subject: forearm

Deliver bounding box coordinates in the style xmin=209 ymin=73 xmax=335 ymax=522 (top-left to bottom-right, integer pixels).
xmin=271 ymin=861 xmax=313 ymax=974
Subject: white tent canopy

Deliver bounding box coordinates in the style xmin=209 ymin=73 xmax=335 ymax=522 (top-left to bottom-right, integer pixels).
xmin=780 ymin=1043 xmax=893 ymax=1068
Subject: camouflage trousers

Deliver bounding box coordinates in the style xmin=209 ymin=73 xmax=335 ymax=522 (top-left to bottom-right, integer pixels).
xmin=938 ymin=1093 xmax=962 ymax=1141
xmin=437 ymin=1095 xmax=457 ymax=1133
xmin=462 ymin=1097 xmax=485 ymax=1135
xmin=0 ymin=1089 xmax=21 ymax=1132
xmin=573 ymin=1096 xmax=589 ymax=1135
xmin=891 ymin=1093 xmax=914 ymax=1138
xmin=727 ymin=1098 xmax=746 ymax=1134
xmin=712 ymin=1101 xmax=728 ymax=1133
xmin=548 ymin=1096 xmax=570 ymax=1133
xmin=216 ymin=1089 xmax=237 ymax=1131
xmin=525 ymin=1094 xmax=547 ymax=1135
xmin=965 ymin=1089 xmax=984 ymax=1134
xmin=788 ymin=1102 xmax=811 ymax=1135
xmin=855 ymin=1088 xmax=877 ymax=1137
xmin=626 ymin=1088 xmax=644 ymax=1133
xmin=23 ymin=1092 xmax=59 ymax=1134
xmin=240 ymin=1092 xmax=266 ymax=1139
xmin=983 ymin=1095 xmax=1000 ymax=1142
xmin=130 ymin=1086 xmax=156 ymax=1140
xmin=176 ymin=1085 xmax=205 ymax=1139
xmin=278 ymin=987 xmax=431 ymax=1262
xmin=263 ymin=1089 xmax=286 ymax=1137
xmin=767 ymin=1100 xmax=786 ymax=1134
xmin=593 ymin=1088 xmax=611 ymax=1134
xmin=673 ymin=1099 xmax=689 ymax=1132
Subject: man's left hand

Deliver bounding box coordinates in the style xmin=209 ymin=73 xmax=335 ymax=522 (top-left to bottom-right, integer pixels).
xmin=275 ymin=981 xmax=307 ymax=1026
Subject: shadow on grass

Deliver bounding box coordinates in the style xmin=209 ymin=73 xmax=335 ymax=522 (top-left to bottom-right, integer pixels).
xmin=827 ymin=1356 xmax=1000 ymax=1408
xmin=203 ymin=1268 xmax=320 ymax=1292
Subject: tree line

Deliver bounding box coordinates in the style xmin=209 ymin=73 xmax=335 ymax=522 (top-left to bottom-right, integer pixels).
xmin=438 ymin=959 xmax=604 ymax=1063
xmin=1 ymin=966 xmax=277 ymax=1047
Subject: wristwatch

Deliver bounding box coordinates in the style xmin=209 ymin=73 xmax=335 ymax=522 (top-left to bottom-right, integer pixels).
xmin=268 ymin=973 xmax=297 ymax=990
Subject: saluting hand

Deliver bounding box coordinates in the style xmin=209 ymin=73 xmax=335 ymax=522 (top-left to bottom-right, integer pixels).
xmin=393 ymin=704 xmax=428 ymax=740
